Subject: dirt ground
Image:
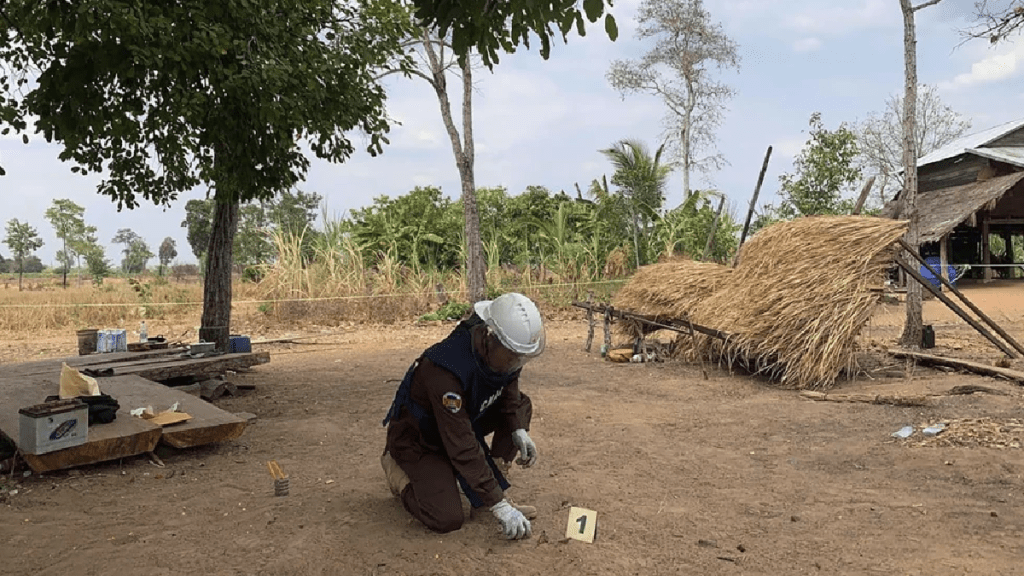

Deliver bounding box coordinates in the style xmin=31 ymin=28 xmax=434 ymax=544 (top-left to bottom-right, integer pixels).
xmin=2 ymin=281 xmax=1024 ymax=575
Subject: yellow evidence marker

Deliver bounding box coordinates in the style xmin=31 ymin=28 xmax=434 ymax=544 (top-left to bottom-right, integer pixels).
xmin=565 ymin=506 xmax=597 ymax=543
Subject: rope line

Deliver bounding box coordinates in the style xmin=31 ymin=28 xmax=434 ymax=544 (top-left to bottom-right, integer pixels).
xmin=0 ymin=279 xmax=629 ymax=309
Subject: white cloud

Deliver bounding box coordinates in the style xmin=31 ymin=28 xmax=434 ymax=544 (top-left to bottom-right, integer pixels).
xmin=774 ymin=137 xmax=805 ymax=159
xmin=792 ymin=37 xmax=821 ymax=52
xmin=941 ymin=37 xmax=1024 ymax=89
xmin=784 ymin=0 xmax=897 ymax=35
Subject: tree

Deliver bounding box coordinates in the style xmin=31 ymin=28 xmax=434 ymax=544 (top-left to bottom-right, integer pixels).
xmin=897 ymin=0 xmax=943 ymax=349
xmin=183 ymin=189 xmax=323 ymax=268
xmin=964 ymin=0 xmax=1024 ymax=43
xmin=775 ymin=113 xmax=862 ymax=218
xmin=0 ymin=0 xmax=409 ymax=350
xmin=269 ymin=189 xmax=323 ymax=238
xmin=392 ymin=29 xmax=488 ymax=301
xmin=3 ymin=218 xmax=44 ymax=291
xmin=607 ymin=0 xmax=739 ymax=202
xmin=410 ymin=0 xmax=619 ymax=67
xmin=158 ymin=238 xmax=177 ymax=276
xmin=600 ymin=139 xmax=673 ymax=268
xmin=44 ymin=198 xmax=91 ymax=287
xmin=124 ymin=239 xmax=153 ymax=274
xmin=856 ymin=85 xmax=971 ymax=204
xmin=112 ymin=229 xmax=142 ymax=273
xmin=182 ymin=200 xmax=215 ymax=261
xmin=84 ymin=246 xmax=111 ymax=286
xmin=20 ymin=254 xmax=44 ymax=273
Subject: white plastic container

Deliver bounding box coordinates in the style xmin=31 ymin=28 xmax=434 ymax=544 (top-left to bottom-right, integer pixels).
xmin=18 ymin=399 xmax=89 ymax=455
xmin=113 ymin=329 xmax=127 ymax=352
xmin=96 ymin=330 xmax=111 ymax=353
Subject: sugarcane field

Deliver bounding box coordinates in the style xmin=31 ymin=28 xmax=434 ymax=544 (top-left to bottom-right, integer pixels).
xmin=0 ymin=216 xmax=1022 ymax=575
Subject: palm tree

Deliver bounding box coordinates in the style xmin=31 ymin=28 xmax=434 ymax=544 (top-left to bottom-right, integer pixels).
xmin=599 ymin=139 xmax=673 ymax=267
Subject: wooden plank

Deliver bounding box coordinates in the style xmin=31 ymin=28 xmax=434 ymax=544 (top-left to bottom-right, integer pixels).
xmin=890 ymin=350 xmax=1024 ymax=383
xmin=96 ymin=376 xmax=247 ymax=449
xmin=0 ymin=348 xmax=187 ymax=378
xmin=113 ymin=352 xmax=270 ymax=382
xmin=0 ymin=374 xmax=162 ymax=473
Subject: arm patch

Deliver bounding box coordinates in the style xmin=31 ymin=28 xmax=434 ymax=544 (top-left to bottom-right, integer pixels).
xmin=441 ymin=392 xmax=463 ymax=413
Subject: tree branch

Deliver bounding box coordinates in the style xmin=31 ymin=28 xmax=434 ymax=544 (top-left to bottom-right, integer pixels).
xmin=912 ymin=0 xmax=942 ymax=11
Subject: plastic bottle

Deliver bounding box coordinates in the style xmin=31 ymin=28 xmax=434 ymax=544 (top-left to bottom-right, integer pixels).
xmin=140 ymin=321 xmax=148 ymax=343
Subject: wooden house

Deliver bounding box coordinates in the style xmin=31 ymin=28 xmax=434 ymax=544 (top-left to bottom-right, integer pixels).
xmin=885 ymin=118 xmax=1024 ymax=281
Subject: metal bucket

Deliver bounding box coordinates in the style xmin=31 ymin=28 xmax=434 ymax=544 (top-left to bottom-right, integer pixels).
xmin=76 ymin=329 xmax=99 ymax=356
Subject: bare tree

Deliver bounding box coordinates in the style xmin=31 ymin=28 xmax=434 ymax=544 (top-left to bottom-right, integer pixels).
xmin=385 ymin=31 xmax=487 ymax=302
xmin=964 ymin=0 xmax=1024 ymax=43
xmin=856 ymin=84 xmax=971 ymax=205
xmin=897 ymin=0 xmax=943 ymax=349
xmin=606 ymin=0 xmax=739 ymax=203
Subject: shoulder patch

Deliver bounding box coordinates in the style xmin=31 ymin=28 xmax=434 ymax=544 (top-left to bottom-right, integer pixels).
xmin=441 ymin=392 xmax=463 ymax=414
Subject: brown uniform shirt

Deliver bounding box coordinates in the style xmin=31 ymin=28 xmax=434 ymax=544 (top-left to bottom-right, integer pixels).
xmin=388 ymin=356 xmax=526 ymax=508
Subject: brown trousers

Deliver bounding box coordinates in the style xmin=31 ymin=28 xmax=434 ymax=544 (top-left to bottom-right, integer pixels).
xmin=387 ymin=395 xmax=532 ymax=533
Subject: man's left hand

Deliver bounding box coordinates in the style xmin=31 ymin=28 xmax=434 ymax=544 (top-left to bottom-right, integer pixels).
xmin=512 ymin=429 xmax=538 ymax=467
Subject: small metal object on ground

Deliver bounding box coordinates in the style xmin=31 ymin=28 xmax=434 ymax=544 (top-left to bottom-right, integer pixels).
xmin=274 ymin=477 xmax=290 ymax=496
xmin=267 ymin=460 xmax=289 ymax=496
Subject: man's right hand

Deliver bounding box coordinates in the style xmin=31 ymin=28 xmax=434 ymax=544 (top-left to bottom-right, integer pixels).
xmin=490 ymin=499 xmax=532 ymax=540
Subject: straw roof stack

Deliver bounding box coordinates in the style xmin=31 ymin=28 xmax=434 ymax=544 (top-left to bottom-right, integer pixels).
xmin=611 ymin=260 xmax=733 ymax=339
xmin=612 ymin=216 xmax=909 ymax=390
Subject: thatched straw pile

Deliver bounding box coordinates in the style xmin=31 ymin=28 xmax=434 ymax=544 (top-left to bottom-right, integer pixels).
xmin=611 ymin=260 xmax=733 ymax=339
xmin=612 ymin=216 xmax=909 ymax=390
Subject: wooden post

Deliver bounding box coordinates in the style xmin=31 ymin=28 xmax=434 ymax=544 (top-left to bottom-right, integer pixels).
xmin=735 ymin=145 xmax=773 ymax=265
xmin=603 ymin=306 xmax=612 ymax=355
xmin=982 ymin=216 xmax=993 ymax=282
xmin=584 ymin=291 xmax=595 ymax=353
xmin=702 ymin=195 xmax=726 ymax=261
xmin=899 ymin=238 xmax=1024 ymax=357
xmin=1003 ymin=231 xmax=1014 ymax=279
xmin=851 ymin=175 xmax=876 ymax=215
xmin=939 ymin=233 xmax=949 ymax=283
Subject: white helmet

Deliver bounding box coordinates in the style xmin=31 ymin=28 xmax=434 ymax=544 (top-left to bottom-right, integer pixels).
xmin=474 ymin=293 xmax=546 ymax=357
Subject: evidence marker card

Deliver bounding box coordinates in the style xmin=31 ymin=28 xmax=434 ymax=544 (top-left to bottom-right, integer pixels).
xmin=566 ymin=506 xmax=597 ymax=543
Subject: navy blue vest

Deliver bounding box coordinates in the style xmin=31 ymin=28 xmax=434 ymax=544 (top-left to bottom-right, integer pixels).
xmin=382 ymin=315 xmax=520 ymax=435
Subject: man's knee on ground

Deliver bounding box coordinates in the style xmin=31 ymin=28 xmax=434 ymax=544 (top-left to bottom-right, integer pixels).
xmin=425 ymin=512 xmax=464 ymax=534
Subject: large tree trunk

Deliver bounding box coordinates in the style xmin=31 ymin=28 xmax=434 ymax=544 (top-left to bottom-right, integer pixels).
xmin=200 ymin=194 xmax=240 ymax=352
xmin=897 ymin=0 xmax=933 ymax=348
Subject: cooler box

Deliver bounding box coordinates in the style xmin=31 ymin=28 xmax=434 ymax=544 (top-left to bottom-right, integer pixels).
xmin=229 ymin=335 xmax=252 ymax=353
xmin=18 ymin=399 xmax=89 ymax=455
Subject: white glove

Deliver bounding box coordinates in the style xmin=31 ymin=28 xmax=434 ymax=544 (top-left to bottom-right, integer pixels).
xmin=512 ymin=428 xmax=538 ymax=468
xmin=491 ymin=499 xmax=532 ymax=540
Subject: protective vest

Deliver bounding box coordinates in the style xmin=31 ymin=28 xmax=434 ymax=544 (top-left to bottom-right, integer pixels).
xmin=382 ymin=315 xmax=520 ymax=435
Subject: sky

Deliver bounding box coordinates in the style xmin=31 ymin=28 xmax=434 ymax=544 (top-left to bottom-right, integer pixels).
xmin=2 ymin=0 xmax=1023 ymax=266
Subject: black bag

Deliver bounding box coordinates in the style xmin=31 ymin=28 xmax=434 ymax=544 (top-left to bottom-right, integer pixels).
xmin=44 ymin=394 xmax=120 ymax=425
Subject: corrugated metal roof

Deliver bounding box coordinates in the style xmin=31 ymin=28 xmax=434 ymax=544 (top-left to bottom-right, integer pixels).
xmin=917 ymin=117 xmax=1024 ymax=167
xmin=968 ymin=147 xmax=1024 ymax=168
xmin=913 ymin=172 xmax=1024 ymax=243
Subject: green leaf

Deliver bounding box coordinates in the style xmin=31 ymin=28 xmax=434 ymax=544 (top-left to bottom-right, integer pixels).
xmin=604 ymin=14 xmax=618 ymax=41
xmin=583 ymin=0 xmax=603 ymax=23
xmin=575 ymin=12 xmax=586 ymax=37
